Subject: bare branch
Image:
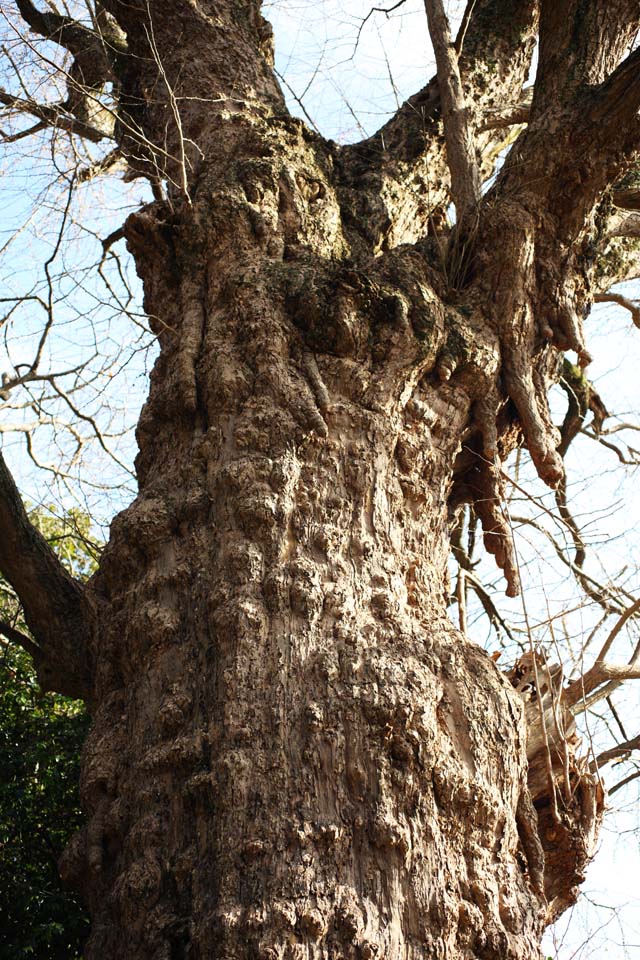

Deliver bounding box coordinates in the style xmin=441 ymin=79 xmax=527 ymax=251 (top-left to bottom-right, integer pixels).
xmin=565 ymin=598 xmax=640 ymax=710
xmin=591 ymin=733 xmax=640 ymax=771
xmin=423 ymin=0 xmax=479 ymax=222
xmin=76 ymin=146 xmax=125 ymax=182
xmin=477 ymin=94 xmax=531 ymax=132
xmin=0 ymin=615 xmax=43 ymax=662
xmin=594 ymin=291 xmax=640 ymax=328
xmin=582 ymin=428 xmax=640 ymax=466
xmin=567 ymin=662 xmax=640 ymax=709
xmin=14 ymin=0 xmax=124 ymax=71
xmin=594 ymin=597 xmax=640 ymax=664
xmin=15 ymin=0 xmax=92 ymax=51
xmin=613 ymin=186 xmax=640 ymax=211
xmin=0 ymin=86 xmax=107 ymax=142
xmin=339 ymin=0 xmax=538 ymax=248
xmin=536 ymin=0 xmax=640 ymax=98
xmin=606 ymin=210 xmax=640 ymax=239
xmin=0 ymin=116 xmax=46 ymax=140
xmin=609 ymin=768 xmax=640 ymax=795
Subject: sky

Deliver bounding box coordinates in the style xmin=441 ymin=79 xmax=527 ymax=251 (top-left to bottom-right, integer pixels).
xmin=1 ymin=1 xmax=640 ymax=956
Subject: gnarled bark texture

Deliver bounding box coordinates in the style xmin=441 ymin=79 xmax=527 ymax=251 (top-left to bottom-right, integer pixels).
xmin=3 ymin=0 xmax=640 ymax=958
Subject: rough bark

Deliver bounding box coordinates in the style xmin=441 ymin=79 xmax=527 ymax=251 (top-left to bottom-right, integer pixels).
xmin=67 ymin=142 xmax=548 ymax=958
xmin=5 ymin=0 xmax=640 ymax=957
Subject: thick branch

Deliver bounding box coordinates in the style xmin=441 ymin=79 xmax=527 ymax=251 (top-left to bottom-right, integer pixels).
xmin=0 ymin=616 xmax=43 ymax=662
xmin=14 ymin=0 xmax=125 ymax=129
xmin=15 ymin=0 xmax=120 ymax=65
xmin=590 ymin=45 xmax=640 ymax=129
xmin=423 ymin=0 xmax=479 ymax=222
xmin=100 ymin=0 xmax=283 ymax=188
xmin=535 ymin=0 xmax=640 ymax=102
xmin=465 ymin=4 xmax=640 ymax=494
xmin=16 ymin=0 xmax=80 ymax=41
xmin=0 ymin=449 xmax=95 ymax=699
xmin=338 ymin=0 xmax=538 ymax=249
xmin=613 ymin=187 xmax=640 ymax=211
xmin=591 ymin=233 xmax=640 ymax=290
xmin=566 ymin=663 xmax=640 ymax=709
xmin=0 ymin=87 xmax=108 ymax=142
xmin=478 ymin=94 xmax=531 ymax=132
xmin=606 ymin=210 xmax=640 ymax=239
xmin=592 ymin=734 xmax=640 ymax=771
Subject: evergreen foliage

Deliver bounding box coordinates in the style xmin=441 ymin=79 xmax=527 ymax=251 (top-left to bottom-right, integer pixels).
xmin=0 ymin=510 xmax=94 ymax=959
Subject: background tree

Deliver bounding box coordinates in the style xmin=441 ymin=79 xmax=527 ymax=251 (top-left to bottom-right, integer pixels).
xmin=1 ymin=1 xmax=640 ymax=958
xmin=0 ymin=509 xmax=94 ymax=960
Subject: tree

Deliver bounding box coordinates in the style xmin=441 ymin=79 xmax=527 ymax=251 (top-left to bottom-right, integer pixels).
xmin=1 ymin=1 xmax=640 ymax=957
xmin=0 ymin=509 xmax=94 ymax=959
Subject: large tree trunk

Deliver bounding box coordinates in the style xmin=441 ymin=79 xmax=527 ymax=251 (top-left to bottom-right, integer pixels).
xmin=67 ymin=189 xmax=550 ymax=957
xmin=5 ymin=0 xmax=640 ymax=957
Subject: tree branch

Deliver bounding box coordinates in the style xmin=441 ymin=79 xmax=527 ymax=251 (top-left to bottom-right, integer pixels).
xmin=609 ymin=768 xmax=640 ymax=795
xmin=565 ymin=600 xmax=640 ymax=709
xmin=593 ymin=597 xmax=640 ymax=663
xmin=590 ymin=45 xmax=640 ymax=129
xmin=591 ymin=733 xmax=640 ymax=771
xmin=0 ymin=88 xmax=108 ymax=142
xmin=0 ymin=616 xmax=43 ymax=662
xmin=13 ymin=0 xmax=125 ymax=129
xmin=594 ymin=292 xmax=640 ymax=328
xmin=99 ymin=0 xmax=283 ymax=189
xmin=338 ymin=0 xmax=538 ymax=249
xmin=15 ymin=0 xmax=75 ymax=38
xmin=564 ymin=600 xmax=640 ymax=712
xmin=423 ymin=0 xmax=479 ymax=222
xmin=535 ymin=0 xmax=640 ymax=102
xmin=566 ymin=662 xmax=640 ymax=709
xmin=478 ymin=94 xmax=531 ymax=132
xmin=613 ymin=187 xmax=640 ymax=211
xmin=558 ymin=358 xmax=608 ymax=458
xmin=15 ymin=0 xmax=121 ymax=64
xmin=606 ymin=210 xmax=640 ymax=239
xmin=0 ymin=449 xmax=95 ymax=699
